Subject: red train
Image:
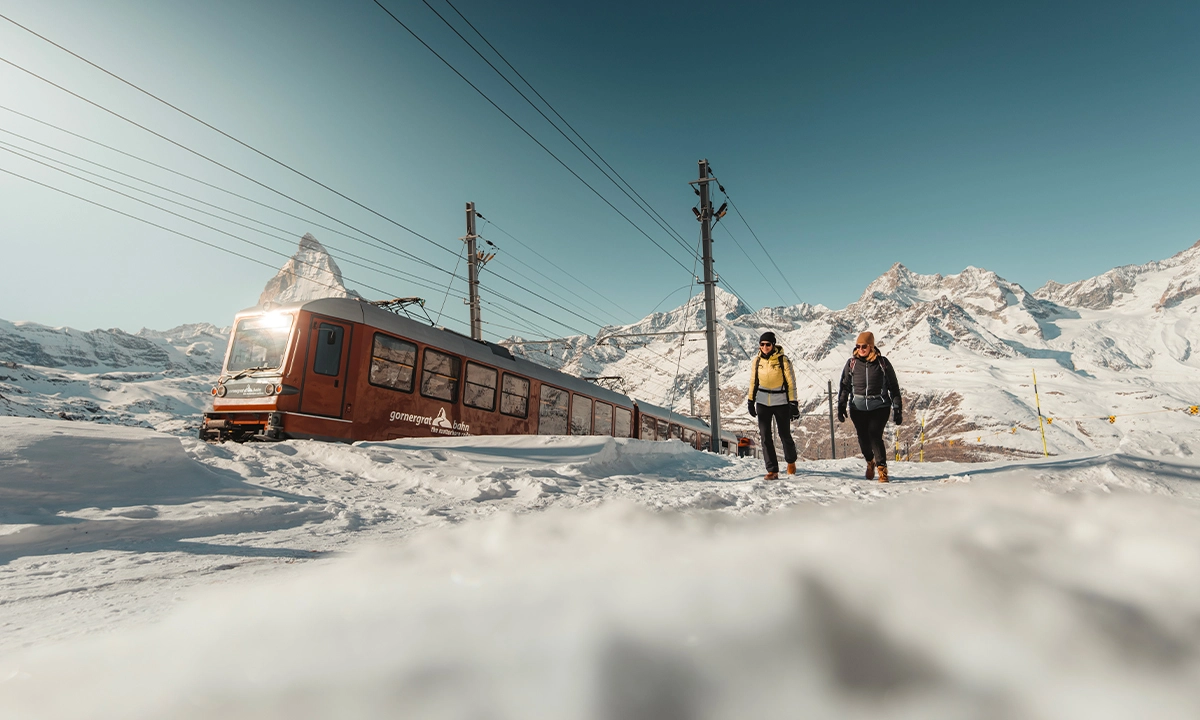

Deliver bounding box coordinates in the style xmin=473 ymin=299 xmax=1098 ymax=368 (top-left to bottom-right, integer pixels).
xmin=201 ymin=298 xmax=735 ymax=452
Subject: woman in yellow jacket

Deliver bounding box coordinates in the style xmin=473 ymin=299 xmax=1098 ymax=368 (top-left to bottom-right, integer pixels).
xmin=747 ymin=331 xmax=799 ymax=479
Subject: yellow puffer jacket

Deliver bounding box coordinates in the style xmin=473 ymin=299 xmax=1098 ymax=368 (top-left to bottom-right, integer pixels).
xmin=747 ymin=347 xmax=797 ymax=405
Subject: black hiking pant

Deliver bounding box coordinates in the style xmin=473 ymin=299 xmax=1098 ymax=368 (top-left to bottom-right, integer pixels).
xmin=850 ymin=406 xmax=891 ymax=466
xmin=756 ymin=403 xmax=797 ymax=473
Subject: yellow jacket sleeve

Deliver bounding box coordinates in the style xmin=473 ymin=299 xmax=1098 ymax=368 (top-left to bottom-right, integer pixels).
xmin=783 ymin=355 xmax=797 ymax=402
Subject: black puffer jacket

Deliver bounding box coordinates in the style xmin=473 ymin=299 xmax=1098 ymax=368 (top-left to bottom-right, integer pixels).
xmin=837 ymin=354 xmax=901 ymax=414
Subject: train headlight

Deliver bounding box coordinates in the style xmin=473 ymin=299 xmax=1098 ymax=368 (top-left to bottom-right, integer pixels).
xmin=264 ymin=384 xmax=275 ymax=395
xmin=216 ymin=384 xmax=227 ymax=397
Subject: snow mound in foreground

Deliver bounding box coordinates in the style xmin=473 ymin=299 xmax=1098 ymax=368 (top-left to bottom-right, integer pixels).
xmin=572 ymin=436 xmax=731 ymax=479
xmin=6 ymin=471 xmax=1200 ymax=719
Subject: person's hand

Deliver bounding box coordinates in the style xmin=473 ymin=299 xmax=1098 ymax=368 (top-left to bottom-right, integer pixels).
xmin=789 ymin=401 xmax=800 ymax=420
xmin=893 ymin=406 xmax=902 ymax=425
xmin=747 ymin=400 xmax=757 ymax=418
xmin=837 ymin=405 xmax=847 ymax=423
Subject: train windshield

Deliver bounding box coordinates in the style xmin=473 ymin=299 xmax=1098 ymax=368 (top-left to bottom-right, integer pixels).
xmin=226 ymin=313 xmax=294 ymax=373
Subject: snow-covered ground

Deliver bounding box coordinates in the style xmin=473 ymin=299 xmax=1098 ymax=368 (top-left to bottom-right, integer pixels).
xmin=4 ymin=416 xmax=1200 ymax=719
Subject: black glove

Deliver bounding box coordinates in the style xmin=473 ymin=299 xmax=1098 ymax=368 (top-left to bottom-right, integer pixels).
xmin=747 ymin=399 xmax=757 ymax=418
xmin=893 ymin=406 xmax=902 ymax=425
xmin=789 ymin=401 xmax=800 ymax=420
xmin=837 ymin=404 xmax=847 ymax=423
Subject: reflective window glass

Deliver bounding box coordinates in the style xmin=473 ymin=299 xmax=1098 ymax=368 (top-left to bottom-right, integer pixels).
xmin=614 ymin=407 xmax=632 ymax=438
xmin=420 ymin=349 xmax=460 ymax=402
xmin=464 ymin=362 xmax=498 ymax=411
xmin=313 ymin=323 xmax=343 ymax=376
xmin=571 ymin=395 xmax=593 ymax=436
xmin=593 ymin=402 xmax=613 ymax=436
xmin=500 ymin=374 xmax=530 ymax=418
xmin=369 ymin=334 xmax=416 ymax=392
xmin=538 ymin=385 xmax=569 ymax=435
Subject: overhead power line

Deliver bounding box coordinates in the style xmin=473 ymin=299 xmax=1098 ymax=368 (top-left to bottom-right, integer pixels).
xmin=414 ymin=0 xmax=698 ymax=264
xmin=711 ymin=175 xmax=804 ymax=304
xmin=0 ymin=161 xmax=487 ymax=337
xmin=0 ymin=12 xmax=457 ymax=260
xmin=369 ymin=0 xmax=696 ymax=275
xmin=0 ymin=136 xmax=454 ymax=298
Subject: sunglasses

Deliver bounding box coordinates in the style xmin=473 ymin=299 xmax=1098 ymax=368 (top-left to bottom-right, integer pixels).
xmin=855 ymin=344 xmax=870 ymax=349
xmin=759 ymin=342 xmax=774 ymax=347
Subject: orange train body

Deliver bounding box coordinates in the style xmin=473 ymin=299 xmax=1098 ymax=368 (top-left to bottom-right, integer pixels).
xmin=202 ymin=298 xmax=734 ymax=453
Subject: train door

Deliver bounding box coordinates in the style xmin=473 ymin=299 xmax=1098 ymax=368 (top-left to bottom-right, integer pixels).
xmin=301 ymin=317 xmax=353 ymax=417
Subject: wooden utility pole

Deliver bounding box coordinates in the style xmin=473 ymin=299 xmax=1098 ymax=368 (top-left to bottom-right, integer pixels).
xmin=694 ymin=160 xmax=722 ymax=452
xmin=464 ymin=202 xmax=482 ymax=341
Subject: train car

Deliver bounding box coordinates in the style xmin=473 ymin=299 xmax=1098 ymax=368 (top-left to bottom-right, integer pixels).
xmin=201 ymin=297 xmax=732 ymax=453
xmin=634 ymin=399 xmax=735 ymax=454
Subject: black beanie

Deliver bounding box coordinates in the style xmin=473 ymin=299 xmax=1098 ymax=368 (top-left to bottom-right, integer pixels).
xmin=759 ymin=331 xmax=776 ymax=345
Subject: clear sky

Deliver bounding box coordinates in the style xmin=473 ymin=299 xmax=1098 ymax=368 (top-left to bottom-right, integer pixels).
xmin=1 ymin=0 xmax=1198 ymax=339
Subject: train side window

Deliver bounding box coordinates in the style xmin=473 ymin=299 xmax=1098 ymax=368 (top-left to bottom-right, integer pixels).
xmin=592 ymin=402 xmax=613 ymax=436
xmin=614 ymin=407 xmax=632 ymax=438
xmin=538 ymin=385 xmax=569 ymax=435
xmin=683 ymin=428 xmax=697 ymax=446
xmin=420 ymin=349 xmax=461 ymax=402
xmin=571 ymin=395 xmax=593 ymax=435
xmin=699 ymin=433 xmax=710 ymax=450
xmin=656 ymin=419 xmax=669 ymax=441
xmin=464 ymin=362 xmax=498 ymax=411
xmin=669 ymin=424 xmax=682 ymax=441
xmin=639 ymin=415 xmax=656 ymax=440
xmin=500 ymin=374 xmax=530 ymax=418
xmin=313 ymin=323 xmax=344 ymax=376
xmin=368 ymin=333 xmax=416 ymax=392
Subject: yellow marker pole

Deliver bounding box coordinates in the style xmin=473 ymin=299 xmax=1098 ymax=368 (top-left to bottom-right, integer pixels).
xmin=919 ymin=412 xmax=926 ymax=463
xmin=894 ymin=425 xmax=900 ymax=462
xmin=1032 ymin=369 xmax=1048 ymax=457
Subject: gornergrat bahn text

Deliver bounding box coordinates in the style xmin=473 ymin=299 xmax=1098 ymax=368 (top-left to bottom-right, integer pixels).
xmin=201 ymin=298 xmax=736 ymax=453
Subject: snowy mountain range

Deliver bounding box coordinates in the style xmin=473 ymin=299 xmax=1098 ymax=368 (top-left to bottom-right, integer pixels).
xmin=2 ymin=233 xmax=1198 ymax=459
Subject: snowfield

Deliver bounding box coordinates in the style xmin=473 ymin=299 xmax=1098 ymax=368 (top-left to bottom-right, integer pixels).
xmin=4 ymin=417 xmax=1200 ymax=719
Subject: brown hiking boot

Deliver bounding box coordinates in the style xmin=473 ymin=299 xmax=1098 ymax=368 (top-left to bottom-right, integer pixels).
xmin=764 ymin=472 xmax=779 ymax=480
xmin=878 ymin=465 xmax=889 ymax=483
xmin=786 ymin=463 xmax=796 ymax=475
xmin=865 ymin=460 xmax=876 ymax=481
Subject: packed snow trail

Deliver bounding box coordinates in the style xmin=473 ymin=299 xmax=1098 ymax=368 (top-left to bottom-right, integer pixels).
xmin=4 ymin=418 xmax=1200 ymax=718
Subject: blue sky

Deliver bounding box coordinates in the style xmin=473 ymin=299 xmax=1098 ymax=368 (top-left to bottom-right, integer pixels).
xmin=1 ymin=0 xmax=1198 ymax=338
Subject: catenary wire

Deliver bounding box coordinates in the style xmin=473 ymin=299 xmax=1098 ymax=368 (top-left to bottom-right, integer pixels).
xmin=369 ymin=0 xmax=697 ymax=275
xmin=0 ymin=107 xmax=466 ymax=284
xmin=0 ymin=137 xmax=457 ymax=298
xmin=413 ymin=0 xmax=699 ymax=263
xmin=711 ymin=175 xmax=803 ymax=304
xmin=480 ymin=218 xmax=639 ymax=322
xmin=0 ymin=12 xmax=460 ymax=259
xmin=438 ymin=0 xmax=693 ymax=259
xmin=0 ymin=55 xmax=467 ymax=285
xmin=0 ymin=161 xmax=485 ymax=337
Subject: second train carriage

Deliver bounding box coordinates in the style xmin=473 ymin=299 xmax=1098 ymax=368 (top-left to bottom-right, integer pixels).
xmin=201 ymin=297 xmax=735 ymax=452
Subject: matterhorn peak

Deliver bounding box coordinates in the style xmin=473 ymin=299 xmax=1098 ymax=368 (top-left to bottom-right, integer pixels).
xmin=258 ymin=233 xmax=362 ymax=306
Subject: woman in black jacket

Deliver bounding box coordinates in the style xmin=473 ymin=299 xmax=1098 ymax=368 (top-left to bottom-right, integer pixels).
xmin=837 ymin=331 xmax=902 ymax=482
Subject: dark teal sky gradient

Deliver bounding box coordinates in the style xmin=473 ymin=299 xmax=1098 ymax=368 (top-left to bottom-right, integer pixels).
xmin=1 ymin=0 xmax=1198 ymax=334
